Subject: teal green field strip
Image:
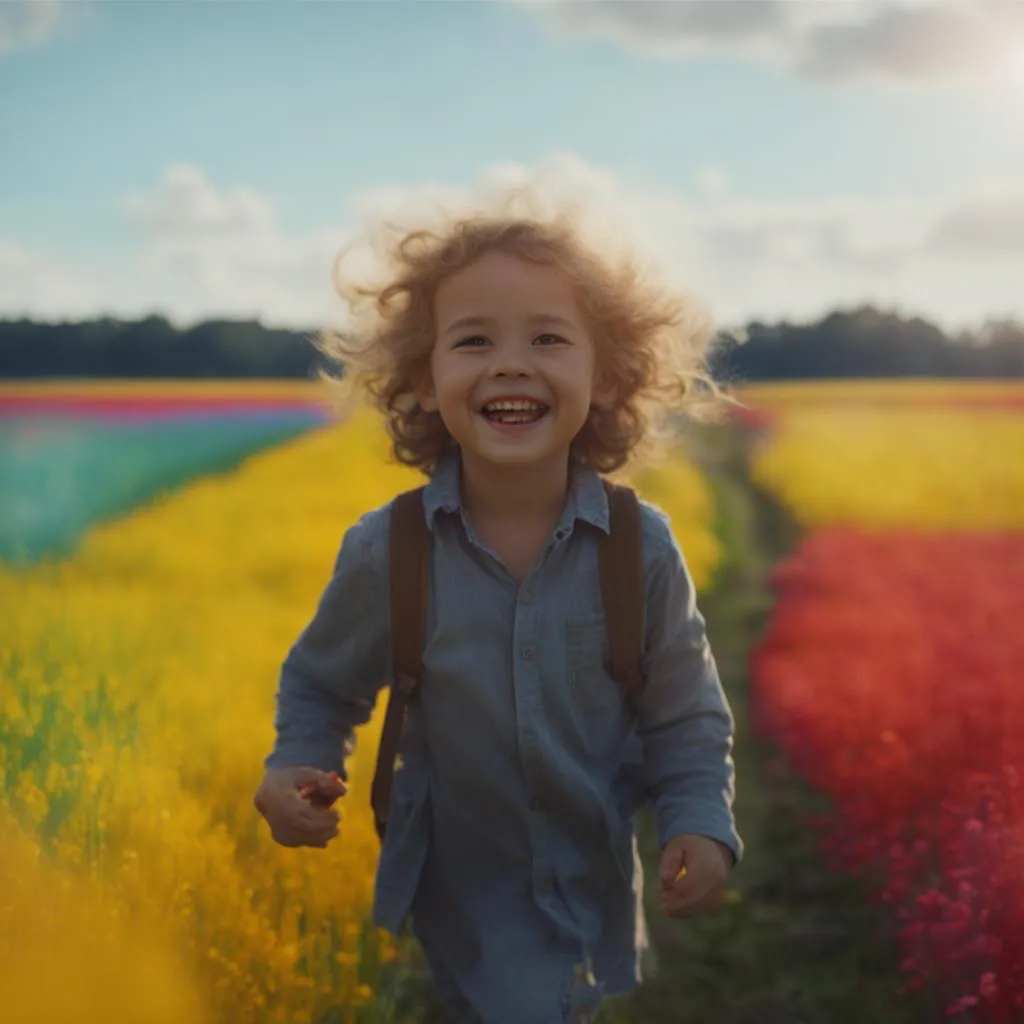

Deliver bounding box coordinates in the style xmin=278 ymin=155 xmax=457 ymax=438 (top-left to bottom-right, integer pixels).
xmin=0 ymin=413 xmax=322 ymax=565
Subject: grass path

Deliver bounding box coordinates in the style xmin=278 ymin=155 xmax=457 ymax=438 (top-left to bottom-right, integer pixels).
xmin=603 ymin=426 xmax=934 ymax=1024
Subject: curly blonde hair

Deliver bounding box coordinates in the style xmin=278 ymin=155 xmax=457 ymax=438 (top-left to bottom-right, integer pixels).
xmin=317 ymin=200 xmax=723 ymax=476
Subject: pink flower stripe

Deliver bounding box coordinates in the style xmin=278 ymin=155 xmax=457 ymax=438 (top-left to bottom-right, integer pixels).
xmin=0 ymin=393 xmax=333 ymax=419
xmin=751 ymin=529 xmax=1024 ymax=1020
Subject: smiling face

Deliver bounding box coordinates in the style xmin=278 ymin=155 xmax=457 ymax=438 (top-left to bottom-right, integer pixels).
xmin=417 ymin=250 xmax=610 ymax=472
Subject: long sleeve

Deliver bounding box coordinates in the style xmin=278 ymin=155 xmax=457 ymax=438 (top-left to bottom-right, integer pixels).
xmin=263 ymin=509 xmax=390 ymax=779
xmin=635 ymin=514 xmax=742 ymax=862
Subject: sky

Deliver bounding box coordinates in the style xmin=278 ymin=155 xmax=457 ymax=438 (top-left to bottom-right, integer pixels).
xmin=1 ymin=0 xmax=1023 ymax=335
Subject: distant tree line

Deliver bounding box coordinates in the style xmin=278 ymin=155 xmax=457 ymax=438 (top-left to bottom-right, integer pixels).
xmin=712 ymin=308 xmax=1024 ymax=382
xmin=1 ymin=307 xmax=1022 ymax=380
xmin=0 ymin=316 xmax=329 ymax=379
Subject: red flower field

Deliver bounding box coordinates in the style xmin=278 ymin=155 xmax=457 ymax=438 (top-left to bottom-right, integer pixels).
xmin=752 ymin=529 xmax=1024 ymax=1020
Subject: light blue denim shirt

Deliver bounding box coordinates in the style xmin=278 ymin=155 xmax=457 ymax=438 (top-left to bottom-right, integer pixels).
xmin=265 ymin=447 xmax=741 ymax=1023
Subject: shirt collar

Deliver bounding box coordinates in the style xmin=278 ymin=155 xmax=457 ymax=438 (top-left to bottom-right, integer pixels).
xmin=422 ymin=444 xmax=463 ymax=527
xmin=422 ymin=445 xmax=610 ymax=535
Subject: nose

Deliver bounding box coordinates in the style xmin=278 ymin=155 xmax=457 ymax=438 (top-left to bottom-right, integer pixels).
xmin=488 ymin=341 xmax=533 ymax=379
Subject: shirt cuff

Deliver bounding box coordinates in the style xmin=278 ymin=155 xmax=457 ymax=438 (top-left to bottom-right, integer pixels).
xmin=263 ymin=741 xmax=348 ymax=779
xmin=656 ymin=801 xmax=743 ymax=865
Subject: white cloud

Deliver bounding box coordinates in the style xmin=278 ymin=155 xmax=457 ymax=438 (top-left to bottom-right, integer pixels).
xmin=929 ymin=182 xmax=1024 ymax=255
xmin=0 ymin=239 xmax=97 ymax=319
xmin=119 ymin=164 xmax=343 ymax=327
xmin=518 ymin=0 xmax=1024 ymax=86
xmin=3 ymin=156 xmax=1023 ymax=333
xmin=696 ymin=163 xmax=730 ymax=198
xmin=123 ymin=164 xmax=276 ymax=238
xmin=340 ymin=153 xmax=1024 ymax=331
xmin=0 ymin=0 xmax=67 ymax=56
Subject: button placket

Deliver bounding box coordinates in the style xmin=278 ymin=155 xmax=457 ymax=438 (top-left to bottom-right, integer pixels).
xmin=513 ymin=573 xmax=557 ymax=903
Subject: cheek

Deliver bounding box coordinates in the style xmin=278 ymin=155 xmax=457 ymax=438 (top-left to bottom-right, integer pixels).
xmin=560 ymin=353 xmax=599 ymax=400
xmin=432 ymin=360 xmax=476 ymax=407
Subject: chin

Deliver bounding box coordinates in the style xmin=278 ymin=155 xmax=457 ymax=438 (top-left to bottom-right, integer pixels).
xmin=446 ymin=409 xmax=584 ymax=469
xmin=477 ymin=445 xmax=556 ymax=467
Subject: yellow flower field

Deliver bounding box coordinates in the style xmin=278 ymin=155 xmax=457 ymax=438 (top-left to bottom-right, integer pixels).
xmin=744 ymin=382 xmax=1024 ymax=531
xmin=0 ymin=403 xmax=719 ymax=1023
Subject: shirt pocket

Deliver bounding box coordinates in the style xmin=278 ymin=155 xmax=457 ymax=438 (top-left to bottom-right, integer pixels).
xmin=566 ymin=611 xmax=625 ymax=749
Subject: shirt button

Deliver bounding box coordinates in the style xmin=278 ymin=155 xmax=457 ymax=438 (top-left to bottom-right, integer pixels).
xmin=537 ymin=877 xmax=552 ymax=892
xmin=523 ymin=646 xmax=535 ymax=661
xmin=519 ymin=587 xmax=531 ymax=604
xmin=529 ymin=796 xmax=543 ymax=811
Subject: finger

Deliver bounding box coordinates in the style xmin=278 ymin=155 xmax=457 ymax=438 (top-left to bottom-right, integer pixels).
xmin=315 ymin=771 xmax=346 ymax=795
xmin=298 ymin=774 xmax=347 ymax=798
xmin=299 ymin=786 xmax=346 ymax=812
xmin=297 ymin=810 xmax=339 ymax=833
xmin=659 ymin=847 xmax=687 ymax=889
xmin=263 ymin=791 xmax=340 ymax=845
xmin=292 ymin=795 xmax=340 ymax=818
xmin=301 ymin=824 xmax=338 ymax=848
xmin=294 ymin=809 xmax=340 ymax=837
xmin=666 ymin=873 xmax=720 ymax=905
xmin=304 ymin=790 xmax=340 ymax=809
xmin=663 ymin=867 xmax=706 ymax=903
xmin=683 ymin=886 xmax=726 ymax=916
xmin=275 ymin=825 xmax=323 ymax=848
xmin=278 ymin=816 xmax=339 ymax=847
xmin=662 ymin=863 xmax=717 ymax=902
xmin=291 ymin=790 xmax=340 ymax=819
xmin=325 ymin=773 xmax=348 ymax=795
xmin=663 ymin=879 xmax=724 ymax=918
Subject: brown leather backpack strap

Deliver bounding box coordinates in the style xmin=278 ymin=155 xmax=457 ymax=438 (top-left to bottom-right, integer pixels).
xmin=598 ymin=481 xmax=646 ymax=705
xmin=370 ymin=486 xmax=430 ymax=841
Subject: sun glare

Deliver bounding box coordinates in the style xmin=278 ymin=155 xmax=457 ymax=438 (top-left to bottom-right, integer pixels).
xmin=1008 ymin=43 xmax=1024 ymax=89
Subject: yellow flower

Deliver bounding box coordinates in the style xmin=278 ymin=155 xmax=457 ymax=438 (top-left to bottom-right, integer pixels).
xmin=746 ymin=382 xmax=1024 ymax=531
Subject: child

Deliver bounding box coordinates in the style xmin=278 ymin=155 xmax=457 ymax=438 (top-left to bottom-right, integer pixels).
xmin=254 ymin=204 xmax=742 ymax=1024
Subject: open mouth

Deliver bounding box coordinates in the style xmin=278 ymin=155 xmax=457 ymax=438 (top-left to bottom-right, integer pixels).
xmin=479 ymin=398 xmax=550 ymax=425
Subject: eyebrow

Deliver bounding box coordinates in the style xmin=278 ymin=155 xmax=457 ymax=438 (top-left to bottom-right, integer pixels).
xmin=442 ymin=313 xmax=578 ymax=336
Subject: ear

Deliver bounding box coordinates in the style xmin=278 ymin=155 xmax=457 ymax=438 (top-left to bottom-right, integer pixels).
xmin=411 ymin=363 xmax=439 ymax=412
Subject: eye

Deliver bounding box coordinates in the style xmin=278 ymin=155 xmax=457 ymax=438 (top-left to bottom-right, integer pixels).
xmin=453 ymin=335 xmax=489 ymax=349
xmin=534 ymin=333 xmax=569 ymax=346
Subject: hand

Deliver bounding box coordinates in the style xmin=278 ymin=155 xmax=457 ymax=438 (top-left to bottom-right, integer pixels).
xmin=658 ymin=833 xmax=732 ymax=919
xmin=253 ymin=766 xmax=346 ymax=849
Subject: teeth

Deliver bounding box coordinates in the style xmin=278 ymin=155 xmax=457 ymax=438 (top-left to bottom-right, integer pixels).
xmin=483 ymin=400 xmax=544 ymax=412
